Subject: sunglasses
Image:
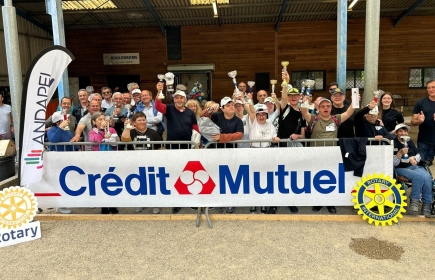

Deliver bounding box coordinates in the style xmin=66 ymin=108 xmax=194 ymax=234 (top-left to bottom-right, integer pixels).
xmin=102 ymin=91 xmax=110 ymax=94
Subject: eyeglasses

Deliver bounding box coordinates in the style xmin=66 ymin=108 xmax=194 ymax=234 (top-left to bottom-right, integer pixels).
xmin=257 ymin=114 xmax=267 ymax=117
xmin=319 ymin=105 xmax=331 ymax=108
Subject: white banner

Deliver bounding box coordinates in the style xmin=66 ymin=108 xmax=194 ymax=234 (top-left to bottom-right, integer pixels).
xmin=103 ymin=53 xmax=140 ymax=65
xmin=0 ymin=221 xmax=41 ymax=248
xmin=28 ymin=146 xmax=393 ymax=207
xmin=20 ymin=46 xmax=74 ymax=186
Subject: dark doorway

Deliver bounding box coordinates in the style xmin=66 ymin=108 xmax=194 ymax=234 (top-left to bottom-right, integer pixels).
xmin=106 ymin=75 xmax=141 ymax=93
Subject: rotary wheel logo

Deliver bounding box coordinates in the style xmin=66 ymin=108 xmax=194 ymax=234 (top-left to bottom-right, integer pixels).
xmin=352 ymin=173 xmax=407 ymax=226
xmin=174 ymin=161 xmax=216 ymax=195
xmin=0 ymin=186 xmax=37 ymax=229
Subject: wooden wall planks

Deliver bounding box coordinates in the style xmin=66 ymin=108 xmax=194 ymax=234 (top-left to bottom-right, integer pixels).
xmin=66 ymin=16 xmax=435 ymax=106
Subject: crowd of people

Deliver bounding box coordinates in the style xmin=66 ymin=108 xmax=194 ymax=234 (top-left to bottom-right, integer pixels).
xmin=3 ymin=74 xmax=435 ymax=217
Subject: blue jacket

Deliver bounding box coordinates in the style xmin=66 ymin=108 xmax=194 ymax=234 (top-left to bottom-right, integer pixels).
xmin=47 ymin=126 xmax=78 ymax=151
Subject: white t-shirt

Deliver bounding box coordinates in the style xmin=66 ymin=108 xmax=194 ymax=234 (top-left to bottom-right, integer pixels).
xmin=237 ymin=114 xmax=250 ymax=148
xmin=248 ymin=117 xmax=277 ymax=148
xmin=0 ymin=104 xmax=12 ymax=134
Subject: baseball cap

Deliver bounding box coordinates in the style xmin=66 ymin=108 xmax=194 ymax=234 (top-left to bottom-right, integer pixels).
xmin=287 ymin=87 xmax=299 ymax=95
xmin=132 ymin=89 xmax=141 ymax=95
xmin=52 ymin=112 xmax=64 ymax=123
xmin=368 ymin=108 xmax=379 ymax=115
xmin=264 ymin=97 xmax=275 ymax=103
xmin=234 ymin=100 xmax=243 ymax=105
xmin=220 ymin=96 xmax=233 ymax=108
xmin=395 ymin=123 xmax=410 ymax=132
xmin=173 ymin=90 xmax=186 ymax=98
xmin=330 ymin=88 xmax=344 ymax=95
xmin=318 ymin=98 xmax=332 ymax=106
xmin=256 ymin=104 xmax=268 ymax=114
xmin=176 ymin=84 xmax=187 ymax=91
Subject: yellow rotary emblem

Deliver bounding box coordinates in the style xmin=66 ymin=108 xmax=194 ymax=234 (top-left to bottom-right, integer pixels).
xmin=0 ymin=187 xmax=37 ymax=229
xmin=352 ymin=173 xmax=407 ymax=226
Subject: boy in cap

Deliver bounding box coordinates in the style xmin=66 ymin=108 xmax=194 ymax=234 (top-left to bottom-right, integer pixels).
xmin=354 ymin=100 xmax=395 ymax=142
xmin=201 ymin=95 xmax=244 ymax=214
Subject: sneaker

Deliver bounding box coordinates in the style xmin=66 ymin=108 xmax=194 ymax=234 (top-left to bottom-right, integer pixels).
xmin=288 ymin=206 xmax=299 ymax=213
xmin=189 ymin=207 xmax=198 ymax=211
xmin=135 ymin=207 xmax=144 ymax=213
xmin=226 ymin=207 xmax=235 ymax=214
xmin=261 ymin=207 xmax=267 ymax=214
xmin=56 ymin=207 xmax=71 ymax=214
xmin=250 ymin=207 xmax=257 ymax=213
xmin=312 ymin=206 xmax=322 ymax=212
xmin=109 ymin=207 xmax=119 ymax=214
xmin=327 ymin=206 xmax=337 ymax=214
xmin=267 ymin=207 xmax=277 ymax=214
xmin=152 ymin=207 xmax=160 ymax=214
xmin=101 ymin=208 xmax=110 ymax=214
xmin=172 ymin=207 xmax=181 ymax=214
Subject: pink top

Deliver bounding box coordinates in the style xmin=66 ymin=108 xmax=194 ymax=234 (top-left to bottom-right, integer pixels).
xmin=89 ymin=128 xmax=117 ymax=151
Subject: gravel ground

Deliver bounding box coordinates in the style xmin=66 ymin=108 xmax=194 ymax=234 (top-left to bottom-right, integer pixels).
xmin=2 ymin=219 xmax=435 ymax=279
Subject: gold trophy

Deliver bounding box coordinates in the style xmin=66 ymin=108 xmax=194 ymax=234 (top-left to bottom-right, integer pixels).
xmin=281 ymin=61 xmax=289 ymax=87
xmin=270 ymin=80 xmax=277 ymax=103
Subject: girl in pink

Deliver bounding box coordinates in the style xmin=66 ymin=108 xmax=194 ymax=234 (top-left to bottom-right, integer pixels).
xmin=89 ymin=112 xmax=119 ymax=151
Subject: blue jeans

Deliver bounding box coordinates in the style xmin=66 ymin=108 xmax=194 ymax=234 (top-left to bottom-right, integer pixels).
xmin=396 ymin=165 xmax=433 ymax=204
xmin=417 ymin=142 xmax=435 ymax=162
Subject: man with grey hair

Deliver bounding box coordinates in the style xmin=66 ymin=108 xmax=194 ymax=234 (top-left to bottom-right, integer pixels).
xmin=127 ymin=82 xmax=139 ymax=93
xmin=71 ymin=100 xmax=102 ymax=150
xmin=105 ymin=92 xmax=128 ymax=137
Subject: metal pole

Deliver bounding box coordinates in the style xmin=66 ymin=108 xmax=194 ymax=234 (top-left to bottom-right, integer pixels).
xmin=363 ymin=0 xmax=380 ymax=106
xmin=46 ymin=0 xmax=69 ymax=98
xmin=2 ymin=0 xmax=23 ymax=153
xmin=336 ymin=0 xmax=347 ymax=93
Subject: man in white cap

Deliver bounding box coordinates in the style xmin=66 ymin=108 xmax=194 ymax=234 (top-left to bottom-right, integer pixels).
xmin=200 ymin=95 xmax=243 ymax=214
xmin=393 ymin=123 xmax=434 ymax=217
xmin=154 ymin=82 xmax=199 ymax=214
xmin=46 ymin=111 xmax=78 ymax=214
xmin=131 ymin=89 xmax=141 ymax=112
xmin=354 ymin=100 xmax=395 ymax=142
xmin=155 ymin=82 xmax=198 ymax=148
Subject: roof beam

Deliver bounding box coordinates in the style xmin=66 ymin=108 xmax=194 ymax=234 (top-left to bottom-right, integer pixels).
xmin=393 ymin=0 xmax=426 ymax=27
xmin=0 ymin=0 xmax=52 ymax=33
xmin=28 ymin=0 xmax=357 ymax=16
xmin=55 ymin=7 xmax=435 ymax=25
xmin=276 ymin=0 xmax=289 ymax=32
xmin=141 ymin=0 xmax=165 ymax=36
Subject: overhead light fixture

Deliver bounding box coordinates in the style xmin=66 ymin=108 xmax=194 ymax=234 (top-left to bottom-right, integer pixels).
xmin=62 ymin=0 xmax=117 ymax=11
xmin=348 ymin=0 xmax=358 ymax=11
xmin=190 ymin=0 xmax=229 ymax=5
xmin=212 ymin=0 xmax=218 ymax=18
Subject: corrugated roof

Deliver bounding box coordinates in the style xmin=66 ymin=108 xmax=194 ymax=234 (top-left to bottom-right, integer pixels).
xmin=6 ymin=0 xmax=435 ymax=30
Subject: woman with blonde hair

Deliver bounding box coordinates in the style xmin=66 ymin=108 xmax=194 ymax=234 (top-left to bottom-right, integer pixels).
xmin=186 ymin=99 xmax=202 ymax=120
xmin=378 ymin=91 xmax=404 ymax=132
